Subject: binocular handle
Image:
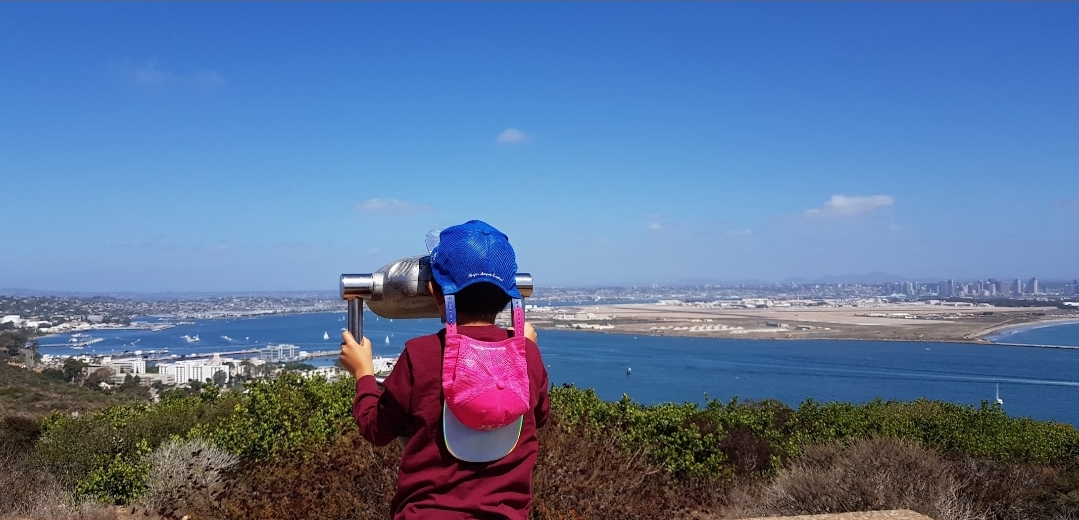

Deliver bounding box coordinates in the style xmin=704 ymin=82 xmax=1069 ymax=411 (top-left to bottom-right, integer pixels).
xmin=347 ymin=298 xmax=364 ymax=343
xmin=346 ymin=298 xmax=388 ymax=387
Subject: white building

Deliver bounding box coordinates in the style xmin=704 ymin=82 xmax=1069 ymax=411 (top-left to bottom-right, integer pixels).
xmin=104 ymin=357 xmax=146 ymax=375
xmin=157 ymin=358 xmax=230 ymax=386
xmin=261 ymin=344 xmax=299 ymax=362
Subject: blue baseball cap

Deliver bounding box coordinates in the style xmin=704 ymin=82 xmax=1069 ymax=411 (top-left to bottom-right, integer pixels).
xmin=430 ymin=220 xmax=521 ymax=298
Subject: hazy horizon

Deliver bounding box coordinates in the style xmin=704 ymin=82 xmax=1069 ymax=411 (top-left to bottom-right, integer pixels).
xmin=2 ymin=3 xmax=1076 ymax=292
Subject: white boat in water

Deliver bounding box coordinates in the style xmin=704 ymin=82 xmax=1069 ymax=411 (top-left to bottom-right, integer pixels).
xmin=182 ymin=334 xmax=200 ymax=343
xmin=385 ymin=335 xmax=390 ymax=345
xmin=995 ymin=384 xmax=1004 ymax=406
xmin=323 ymin=331 xmax=330 ymax=340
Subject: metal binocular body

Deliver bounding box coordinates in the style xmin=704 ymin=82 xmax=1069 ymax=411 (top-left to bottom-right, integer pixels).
xmin=339 ymin=254 xmax=533 ymax=342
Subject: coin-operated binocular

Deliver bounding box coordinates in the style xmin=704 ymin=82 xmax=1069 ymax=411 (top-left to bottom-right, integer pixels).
xmin=339 ymin=254 xmax=533 ymax=345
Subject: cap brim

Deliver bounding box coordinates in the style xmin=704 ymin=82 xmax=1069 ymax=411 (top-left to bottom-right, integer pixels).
xmin=443 ymin=402 xmax=522 ymax=463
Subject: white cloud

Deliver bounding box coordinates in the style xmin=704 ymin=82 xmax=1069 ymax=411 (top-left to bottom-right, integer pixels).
xmin=356 ymin=198 xmax=432 ymax=216
xmin=648 ymin=223 xmax=662 ymax=230
xmin=496 ymin=128 xmax=529 ymax=144
xmin=806 ymin=194 xmax=894 ymax=216
xmin=111 ymin=60 xmax=225 ymax=90
xmin=190 ymin=70 xmax=225 ymax=89
xmin=132 ymin=62 xmax=168 ymax=87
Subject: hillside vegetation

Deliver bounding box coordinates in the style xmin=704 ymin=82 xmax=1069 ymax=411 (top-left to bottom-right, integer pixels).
xmin=2 ymin=373 xmax=1078 ymax=520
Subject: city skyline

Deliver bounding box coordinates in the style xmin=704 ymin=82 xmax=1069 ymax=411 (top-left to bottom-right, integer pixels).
xmin=2 ymin=3 xmax=1077 ymax=291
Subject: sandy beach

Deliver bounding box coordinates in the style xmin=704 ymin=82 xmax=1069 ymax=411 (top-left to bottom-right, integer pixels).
xmin=524 ymin=302 xmax=1079 ymax=344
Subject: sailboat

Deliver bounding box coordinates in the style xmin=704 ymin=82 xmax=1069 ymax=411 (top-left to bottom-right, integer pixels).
xmin=995 ymin=384 xmax=1003 ymax=406
xmin=323 ymin=331 xmax=329 ymax=340
xmin=385 ymin=335 xmax=391 ymax=345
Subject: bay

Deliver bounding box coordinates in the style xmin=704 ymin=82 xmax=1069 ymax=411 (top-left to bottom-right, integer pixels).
xmin=37 ymin=312 xmax=1079 ymax=426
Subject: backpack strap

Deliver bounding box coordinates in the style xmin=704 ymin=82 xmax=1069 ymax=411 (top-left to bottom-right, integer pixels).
xmin=511 ymin=298 xmax=524 ymax=338
xmin=444 ymin=294 xmax=458 ymax=335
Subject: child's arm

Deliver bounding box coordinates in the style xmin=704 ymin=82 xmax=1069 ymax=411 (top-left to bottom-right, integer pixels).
xmin=342 ymin=331 xmax=413 ymax=446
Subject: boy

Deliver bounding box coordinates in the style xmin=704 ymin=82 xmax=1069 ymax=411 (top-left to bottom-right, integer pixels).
xmin=340 ymin=220 xmax=550 ymax=520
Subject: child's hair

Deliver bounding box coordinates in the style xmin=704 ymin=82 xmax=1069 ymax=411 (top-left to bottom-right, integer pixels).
xmin=432 ymin=279 xmax=511 ymax=322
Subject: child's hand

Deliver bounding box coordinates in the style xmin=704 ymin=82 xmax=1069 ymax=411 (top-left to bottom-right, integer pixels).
xmin=340 ymin=331 xmax=374 ymax=378
xmin=524 ymin=321 xmax=538 ymax=343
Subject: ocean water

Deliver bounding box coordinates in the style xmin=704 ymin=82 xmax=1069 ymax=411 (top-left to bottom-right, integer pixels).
xmin=37 ymin=312 xmax=1079 ymax=426
xmin=988 ymin=321 xmax=1079 ymax=347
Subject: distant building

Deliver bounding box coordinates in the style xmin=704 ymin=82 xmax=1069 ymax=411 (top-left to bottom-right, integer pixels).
xmin=105 ymin=357 xmax=146 ymax=375
xmin=991 ymin=279 xmax=1003 ymax=295
xmin=158 ymin=359 xmax=229 ymax=385
xmin=1029 ymin=277 xmax=1039 ymax=295
xmin=261 ymin=344 xmax=299 ymax=363
xmin=1013 ymin=278 xmax=1023 ymax=295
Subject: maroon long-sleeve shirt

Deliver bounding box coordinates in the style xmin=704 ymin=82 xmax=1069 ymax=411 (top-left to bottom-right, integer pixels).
xmin=354 ymin=325 xmax=550 ymax=520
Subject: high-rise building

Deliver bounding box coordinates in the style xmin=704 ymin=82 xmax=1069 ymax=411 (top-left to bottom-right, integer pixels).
xmin=1013 ymin=278 xmax=1024 ymax=295
xmin=935 ymin=279 xmax=957 ymax=298
xmin=991 ymin=279 xmax=1003 ymax=295
xmin=1029 ymin=277 xmax=1039 ymax=295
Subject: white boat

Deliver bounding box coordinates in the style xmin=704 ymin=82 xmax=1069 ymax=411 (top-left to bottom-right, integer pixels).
xmin=627 ymin=367 xmax=632 ymax=374
xmin=385 ymin=335 xmax=390 ymax=345
xmin=182 ymin=334 xmax=200 ymax=343
xmin=995 ymin=384 xmax=1003 ymax=406
xmin=323 ymin=331 xmax=330 ymax=340
xmin=221 ymin=335 xmax=233 ymax=342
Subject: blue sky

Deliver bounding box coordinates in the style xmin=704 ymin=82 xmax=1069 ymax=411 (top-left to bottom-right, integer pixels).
xmin=1 ymin=3 xmax=1077 ymax=292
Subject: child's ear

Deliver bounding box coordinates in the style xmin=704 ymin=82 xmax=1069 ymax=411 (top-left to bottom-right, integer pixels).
xmin=427 ymin=280 xmax=445 ymax=305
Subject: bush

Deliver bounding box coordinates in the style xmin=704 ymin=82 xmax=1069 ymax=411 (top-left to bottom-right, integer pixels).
xmin=796 ymin=398 xmax=1079 ymax=465
xmin=211 ymin=428 xmax=399 ymax=520
xmin=548 ymin=385 xmax=1079 ymax=482
xmin=531 ymin=415 xmax=691 ymax=519
xmin=201 ymin=373 xmax=355 ymax=460
xmin=141 ymin=437 xmax=238 ymax=518
xmin=0 ymin=444 xmax=77 ymax=518
xmin=76 ymin=450 xmax=150 ymax=505
xmin=756 ymin=438 xmax=976 ymax=520
xmin=35 ymin=388 xmax=239 ymax=487
xmin=0 ymin=413 xmax=42 ymax=450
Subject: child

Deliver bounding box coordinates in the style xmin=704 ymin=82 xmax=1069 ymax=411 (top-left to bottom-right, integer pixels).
xmin=340 ymin=220 xmax=550 ymax=520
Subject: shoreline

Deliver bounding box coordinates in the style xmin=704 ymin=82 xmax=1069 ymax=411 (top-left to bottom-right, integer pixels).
xmin=527 ymin=304 xmax=1079 ymax=347
xmin=530 ymin=323 xmax=1069 ymax=347
xmin=970 ymin=318 xmax=1079 ymax=341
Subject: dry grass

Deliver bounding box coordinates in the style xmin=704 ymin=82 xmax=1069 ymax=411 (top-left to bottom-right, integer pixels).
xmin=207 ymin=429 xmax=399 ymax=520
xmin=531 ymin=415 xmax=698 ymax=519
xmin=0 ymin=445 xmax=117 ymax=520
xmin=747 ymin=438 xmax=981 ymax=520
xmin=139 ymin=438 xmax=238 ymax=518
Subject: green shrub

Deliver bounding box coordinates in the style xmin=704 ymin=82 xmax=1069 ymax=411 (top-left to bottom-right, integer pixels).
xmin=35 ymin=387 xmax=239 ymax=487
xmin=76 ymin=450 xmax=149 ymax=505
xmin=548 ymin=385 xmax=1079 ymax=482
xmin=795 ymin=398 xmax=1079 ymax=465
xmin=200 ymin=373 xmax=356 ymax=460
